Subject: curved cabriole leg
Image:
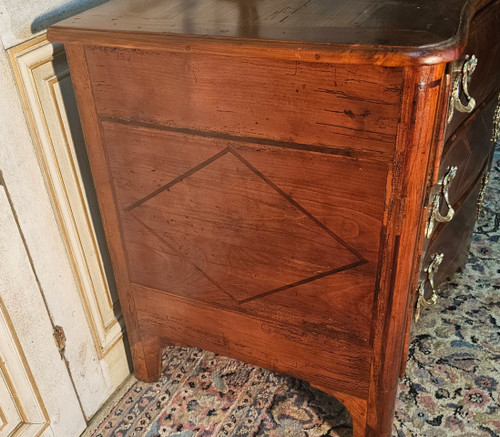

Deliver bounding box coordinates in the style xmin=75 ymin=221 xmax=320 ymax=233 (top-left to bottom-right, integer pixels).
xmin=352 ymin=420 xmax=367 ymax=437
xmin=130 ymin=336 xmax=162 ymax=382
xmin=311 ymin=385 xmax=369 ymax=437
xmin=311 ymin=384 xmax=399 ymax=437
xmin=336 ymin=393 xmax=368 ymax=437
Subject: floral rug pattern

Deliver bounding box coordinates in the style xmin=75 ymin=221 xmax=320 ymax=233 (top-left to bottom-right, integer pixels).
xmin=90 ymin=148 xmax=500 ymax=437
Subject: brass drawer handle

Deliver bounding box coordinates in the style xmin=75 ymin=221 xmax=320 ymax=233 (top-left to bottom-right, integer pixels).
xmin=415 ymin=253 xmax=444 ymax=322
xmin=448 ymin=55 xmax=478 ymax=124
xmin=426 ymin=166 xmax=458 ymax=238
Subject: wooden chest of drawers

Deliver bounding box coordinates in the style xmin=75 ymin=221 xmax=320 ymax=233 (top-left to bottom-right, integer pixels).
xmin=48 ymin=1 xmax=500 ymax=435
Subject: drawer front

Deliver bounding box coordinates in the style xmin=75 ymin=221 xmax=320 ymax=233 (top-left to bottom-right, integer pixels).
xmin=440 ymin=95 xmax=497 ymax=204
xmin=101 ymin=120 xmax=388 ymax=344
xmin=418 ymin=158 xmax=491 ymax=305
xmin=446 ymin=0 xmax=500 ymax=137
xmin=426 ymin=94 xmax=498 ymax=239
xmin=85 ymin=46 xmax=403 ymax=157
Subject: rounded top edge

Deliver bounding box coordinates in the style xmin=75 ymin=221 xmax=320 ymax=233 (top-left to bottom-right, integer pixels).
xmin=47 ymin=0 xmax=494 ymax=66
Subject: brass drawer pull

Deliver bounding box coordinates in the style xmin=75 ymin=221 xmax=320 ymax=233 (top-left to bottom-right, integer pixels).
xmin=448 ymin=55 xmax=478 ymax=124
xmin=415 ymin=253 xmax=444 ymax=322
xmin=426 ymin=166 xmax=458 ymax=238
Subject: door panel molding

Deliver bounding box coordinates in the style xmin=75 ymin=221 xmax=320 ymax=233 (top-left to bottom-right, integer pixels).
xmin=8 ymin=35 xmax=125 ymax=359
xmin=0 ymin=295 xmax=49 ymax=437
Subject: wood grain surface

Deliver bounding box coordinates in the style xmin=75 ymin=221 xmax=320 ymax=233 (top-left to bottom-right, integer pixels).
xmin=439 ymin=97 xmax=498 ymax=210
xmin=101 ymin=120 xmax=387 ymax=345
xmin=360 ymin=64 xmax=445 ymax=437
xmin=48 ymin=0 xmax=491 ymax=63
xmin=49 ymin=0 xmax=500 ymax=435
xmin=86 ymin=48 xmax=403 ymax=156
xmin=134 ymin=283 xmax=373 ymax=398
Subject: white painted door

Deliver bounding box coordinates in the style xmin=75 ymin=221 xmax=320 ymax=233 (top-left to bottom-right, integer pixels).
xmin=0 ymin=30 xmax=130 ymax=435
xmin=0 ymin=177 xmax=86 ymax=437
xmin=8 ymin=35 xmax=131 ymax=413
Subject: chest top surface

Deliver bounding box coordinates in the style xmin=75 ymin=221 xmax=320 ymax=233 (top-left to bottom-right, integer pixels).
xmin=48 ymin=0 xmax=491 ymax=64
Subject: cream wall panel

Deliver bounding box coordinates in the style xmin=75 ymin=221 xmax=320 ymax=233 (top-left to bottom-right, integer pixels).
xmin=8 ymin=36 xmax=130 ymax=417
xmin=11 ymin=34 xmax=124 ymax=358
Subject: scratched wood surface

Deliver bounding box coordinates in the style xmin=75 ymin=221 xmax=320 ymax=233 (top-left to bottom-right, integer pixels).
xmin=48 ymin=0 xmax=490 ymax=48
xmin=87 ymin=60 xmax=446 ymax=437
xmin=86 ymin=47 xmax=403 ymax=156
xmin=48 ymin=0 xmax=500 ymax=435
xmin=135 ymin=283 xmax=373 ymax=398
xmin=101 ymin=120 xmax=387 ymax=345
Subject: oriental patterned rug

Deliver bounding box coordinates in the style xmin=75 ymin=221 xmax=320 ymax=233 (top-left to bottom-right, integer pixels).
xmin=87 ymin=146 xmax=500 ymax=437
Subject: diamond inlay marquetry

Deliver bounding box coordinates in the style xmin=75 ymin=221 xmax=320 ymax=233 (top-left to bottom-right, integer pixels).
xmin=125 ymin=147 xmax=366 ymax=304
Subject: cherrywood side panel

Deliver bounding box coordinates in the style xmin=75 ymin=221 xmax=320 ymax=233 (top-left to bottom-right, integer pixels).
xmin=66 ymin=41 xmax=396 ymax=405
xmin=133 ymin=284 xmax=372 ymax=399
xmin=85 ymin=47 xmax=403 ymax=157
xmin=101 ymin=120 xmax=387 ymax=260
xmin=67 ymin=41 xmax=447 ymax=436
xmin=100 ymin=119 xmax=388 ymax=345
